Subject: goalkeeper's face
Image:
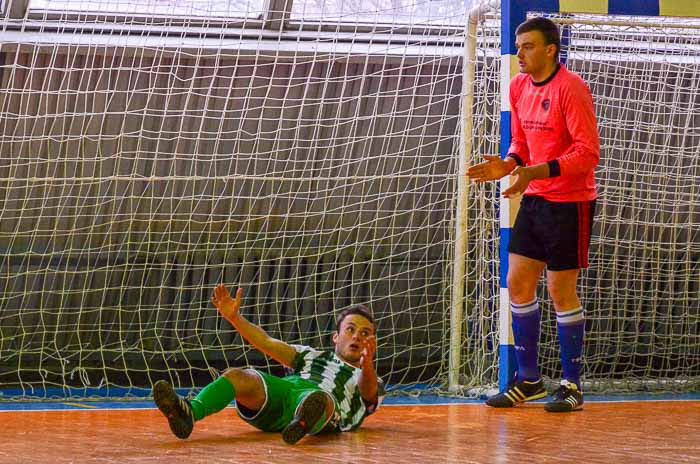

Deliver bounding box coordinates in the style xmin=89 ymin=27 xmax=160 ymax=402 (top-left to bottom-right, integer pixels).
xmin=515 ymin=30 xmax=557 ymax=78
xmin=333 ymin=314 xmax=375 ymax=365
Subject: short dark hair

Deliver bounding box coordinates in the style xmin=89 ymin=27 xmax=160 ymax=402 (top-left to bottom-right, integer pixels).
xmin=336 ymin=304 xmax=375 ymax=332
xmin=516 ymin=16 xmax=560 ymax=58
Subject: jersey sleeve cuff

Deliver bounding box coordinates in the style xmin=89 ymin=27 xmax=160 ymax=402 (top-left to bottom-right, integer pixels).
xmin=547 ymin=160 xmax=561 ymax=177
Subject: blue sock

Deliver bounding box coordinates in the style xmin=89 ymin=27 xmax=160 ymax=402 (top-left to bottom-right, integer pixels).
xmin=557 ymin=307 xmax=585 ymax=389
xmin=511 ymin=298 xmax=541 ymax=382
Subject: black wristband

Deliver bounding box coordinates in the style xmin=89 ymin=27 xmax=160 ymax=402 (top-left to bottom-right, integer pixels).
xmin=547 ymin=160 xmax=561 ymax=177
xmin=506 ymin=153 xmax=524 ymax=167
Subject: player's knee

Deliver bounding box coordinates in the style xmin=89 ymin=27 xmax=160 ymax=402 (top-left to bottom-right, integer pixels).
xmin=546 ymin=282 xmax=578 ymax=309
xmin=222 ymin=368 xmax=260 ymax=392
xmin=507 ymin=274 xmax=535 ymax=302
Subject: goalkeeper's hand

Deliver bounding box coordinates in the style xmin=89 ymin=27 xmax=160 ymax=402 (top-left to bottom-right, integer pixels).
xmin=467 ymin=155 xmax=515 ymax=182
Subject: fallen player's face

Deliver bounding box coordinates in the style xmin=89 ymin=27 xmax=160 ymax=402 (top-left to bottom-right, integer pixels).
xmin=333 ymin=314 xmax=375 ymax=365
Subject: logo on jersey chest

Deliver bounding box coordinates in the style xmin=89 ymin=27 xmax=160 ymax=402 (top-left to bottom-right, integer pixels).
xmin=542 ymin=99 xmax=551 ymax=111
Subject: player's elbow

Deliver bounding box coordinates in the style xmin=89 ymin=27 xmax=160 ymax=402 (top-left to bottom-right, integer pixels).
xmin=578 ymin=149 xmax=599 ymax=172
xmin=560 ymin=147 xmax=599 ymax=176
xmin=582 ymin=148 xmax=600 ymax=170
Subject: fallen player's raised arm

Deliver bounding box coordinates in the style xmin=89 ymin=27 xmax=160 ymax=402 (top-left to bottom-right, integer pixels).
xmin=211 ymin=284 xmax=297 ymax=367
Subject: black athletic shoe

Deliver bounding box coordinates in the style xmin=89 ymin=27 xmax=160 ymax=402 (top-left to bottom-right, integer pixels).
xmin=485 ymin=378 xmax=547 ymax=408
xmin=281 ymin=391 xmax=328 ymax=445
xmin=545 ymin=380 xmax=584 ymax=412
xmin=153 ymin=380 xmax=195 ymax=439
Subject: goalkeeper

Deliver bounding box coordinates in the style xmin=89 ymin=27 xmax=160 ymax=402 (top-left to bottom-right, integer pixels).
xmin=468 ymin=16 xmax=599 ymax=412
xmin=153 ymin=284 xmax=382 ymax=444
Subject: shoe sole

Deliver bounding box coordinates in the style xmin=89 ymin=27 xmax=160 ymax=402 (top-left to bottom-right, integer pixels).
xmin=282 ymin=391 xmax=327 ymax=445
xmin=486 ymin=389 xmax=548 ymax=408
xmin=153 ymin=380 xmax=193 ymax=439
xmin=545 ymin=402 xmax=584 ymax=413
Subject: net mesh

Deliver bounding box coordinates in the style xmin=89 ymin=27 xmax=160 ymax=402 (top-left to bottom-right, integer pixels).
xmin=0 ymin=0 xmax=480 ymax=398
xmin=0 ymin=2 xmax=698 ymax=399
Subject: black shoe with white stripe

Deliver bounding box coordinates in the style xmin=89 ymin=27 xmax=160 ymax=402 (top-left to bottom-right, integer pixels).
xmin=153 ymin=380 xmax=195 ymax=439
xmin=485 ymin=378 xmax=547 ymax=408
xmin=544 ymin=380 xmax=584 ymax=412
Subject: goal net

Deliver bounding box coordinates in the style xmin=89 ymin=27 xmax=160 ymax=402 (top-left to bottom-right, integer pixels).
xmin=0 ymin=2 xmax=697 ymax=400
xmin=0 ymin=0 xmax=480 ymax=399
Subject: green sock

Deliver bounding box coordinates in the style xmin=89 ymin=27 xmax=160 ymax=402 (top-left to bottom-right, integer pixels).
xmin=189 ymin=376 xmax=236 ymax=421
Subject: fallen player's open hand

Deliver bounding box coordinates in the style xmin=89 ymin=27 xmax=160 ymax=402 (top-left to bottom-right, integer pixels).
xmin=211 ymin=284 xmax=243 ymax=322
xmin=360 ymin=335 xmax=377 ymax=370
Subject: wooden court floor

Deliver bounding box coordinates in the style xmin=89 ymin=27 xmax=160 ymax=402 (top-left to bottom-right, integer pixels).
xmin=2 ymin=400 xmax=699 ymax=464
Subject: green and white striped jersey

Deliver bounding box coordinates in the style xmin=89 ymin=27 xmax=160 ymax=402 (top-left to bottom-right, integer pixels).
xmin=290 ymin=344 xmax=383 ymax=432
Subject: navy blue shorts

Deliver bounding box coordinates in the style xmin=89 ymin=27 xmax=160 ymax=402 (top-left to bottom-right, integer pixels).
xmin=507 ymin=195 xmax=596 ymax=271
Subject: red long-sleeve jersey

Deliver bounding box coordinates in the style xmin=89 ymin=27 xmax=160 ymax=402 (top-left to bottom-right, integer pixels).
xmin=508 ymin=64 xmax=600 ymax=202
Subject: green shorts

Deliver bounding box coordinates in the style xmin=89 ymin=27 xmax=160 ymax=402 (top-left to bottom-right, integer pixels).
xmin=236 ymin=371 xmax=333 ymax=434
